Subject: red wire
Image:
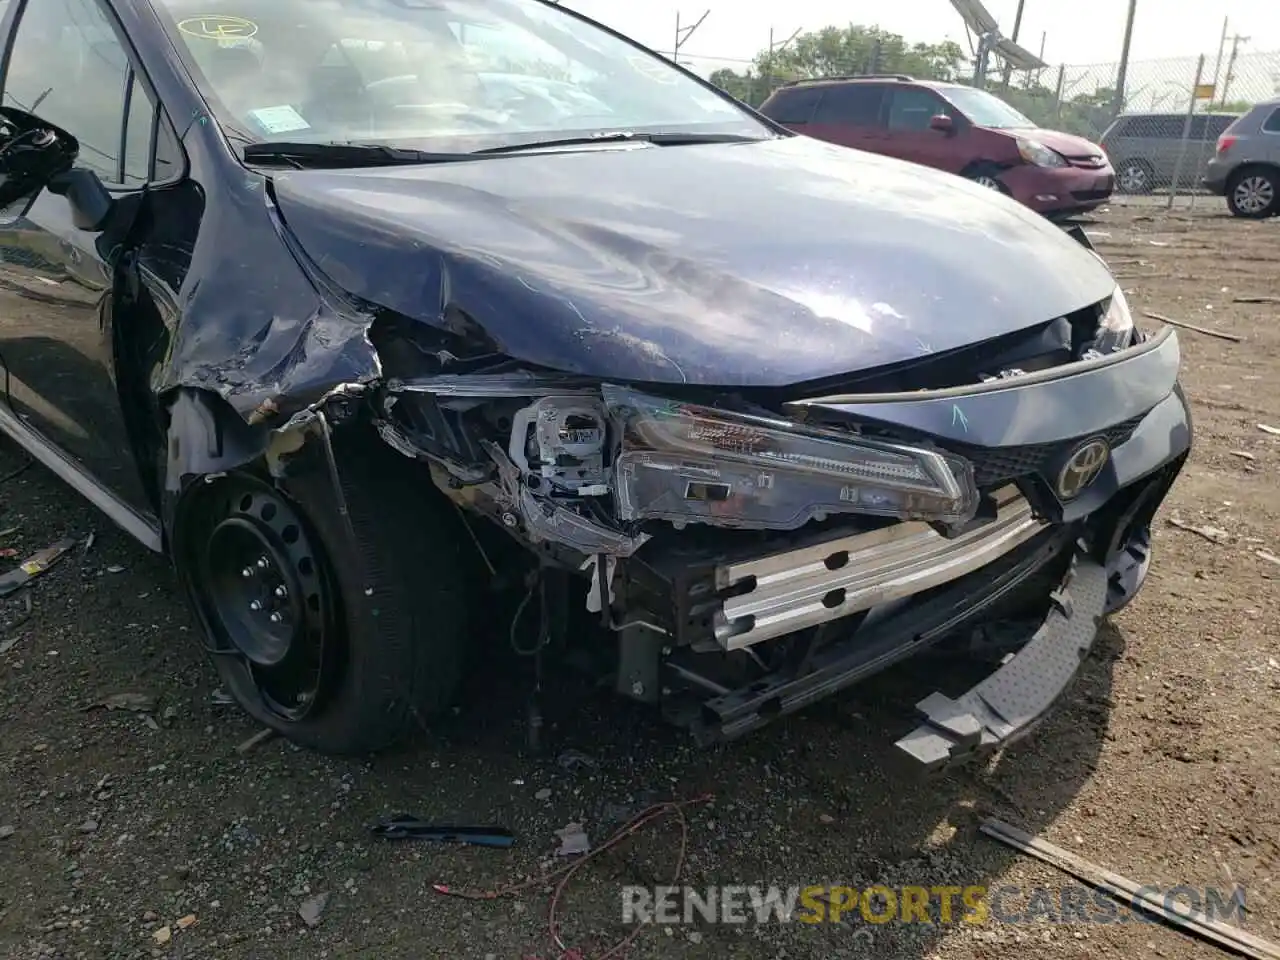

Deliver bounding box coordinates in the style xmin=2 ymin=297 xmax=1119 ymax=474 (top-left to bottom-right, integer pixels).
xmin=433 ymin=793 xmax=713 ymax=959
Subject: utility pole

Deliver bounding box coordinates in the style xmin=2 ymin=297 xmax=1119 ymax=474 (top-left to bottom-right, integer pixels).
xmin=1218 ymin=33 xmax=1249 ymax=107
xmin=673 ymin=9 xmax=709 ymax=63
xmin=1209 ymin=16 xmax=1229 ymax=101
xmin=1111 ymin=0 xmax=1138 ymax=117
xmin=999 ymin=0 xmax=1027 ymax=90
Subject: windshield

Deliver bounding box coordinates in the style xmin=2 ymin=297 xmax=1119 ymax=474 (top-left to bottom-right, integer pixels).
xmin=940 ymin=87 xmax=1036 ymax=130
xmin=151 ymin=0 xmax=768 ymax=152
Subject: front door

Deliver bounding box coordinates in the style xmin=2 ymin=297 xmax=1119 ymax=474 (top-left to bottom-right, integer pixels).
xmin=879 ymin=86 xmax=966 ymax=174
xmin=0 ymin=0 xmax=164 ymax=514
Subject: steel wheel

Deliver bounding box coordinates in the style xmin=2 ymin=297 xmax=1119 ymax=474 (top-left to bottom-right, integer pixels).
xmin=973 ymin=174 xmax=1002 ymax=190
xmin=1231 ymin=173 xmax=1276 ymax=217
xmin=1117 ymin=160 xmax=1152 ymax=195
xmin=182 ymin=479 xmax=342 ymax=722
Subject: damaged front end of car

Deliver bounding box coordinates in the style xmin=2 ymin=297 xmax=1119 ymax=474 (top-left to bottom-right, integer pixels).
xmin=341 ymin=305 xmax=1190 ymax=770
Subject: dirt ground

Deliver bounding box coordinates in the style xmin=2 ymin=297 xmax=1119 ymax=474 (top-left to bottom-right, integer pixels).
xmin=1 ymin=200 xmax=1278 ymax=960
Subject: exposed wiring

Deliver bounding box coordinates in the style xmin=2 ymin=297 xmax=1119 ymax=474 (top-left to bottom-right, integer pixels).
xmin=509 ymin=569 xmax=550 ymax=656
xmin=433 ymin=793 xmax=713 ymax=960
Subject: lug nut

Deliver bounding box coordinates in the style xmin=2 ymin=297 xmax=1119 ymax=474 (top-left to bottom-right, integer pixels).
xmin=274 ymin=585 xmax=288 ymax=598
xmin=249 ymin=600 xmax=262 ymax=611
xmin=256 ymin=557 xmax=269 ymax=569
xmin=241 ymin=566 xmax=254 ymax=578
xmin=269 ymin=612 xmax=283 ymax=624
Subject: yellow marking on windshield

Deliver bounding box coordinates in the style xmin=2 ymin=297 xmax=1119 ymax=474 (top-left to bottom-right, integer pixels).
xmin=177 ymin=15 xmax=258 ymax=40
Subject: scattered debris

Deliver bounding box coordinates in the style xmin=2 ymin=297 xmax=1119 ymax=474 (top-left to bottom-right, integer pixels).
xmin=210 ymin=688 xmax=234 ymax=706
xmin=0 ymin=548 xmax=16 ymax=559
xmin=1230 ymin=450 xmax=1257 ymax=461
xmin=1143 ymin=311 xmax=1243 ymax=343
xmin=152 ymin=925 xmax=172 ymax=945
xmin=235 ymin=728 xmax=278 ymax=754
xmin=818 ymin=813 xmax=836 ymax=825
xmin=79 ymin=819 xmax=99 ymax=834
xmin=1148 ymin=239 xmax=1171 ymax=246
xmin=1257 ymin=550 xmax=1280 ymax=568
xmin=0 ymin=538 xmax=77 ymax=599
xmin=142 ymin=714 xmax=161 ymax=732
xmin=1167 ymin=517 xmax=1231 ymax=545
xmin=556 ymin=749 xmax=598 ymax=772
xmin=1233 ymin=295 xmax=1280 ymax=304
xmin=105 ymin=565 xmax=125 ymax=574
xmin=1259 ymin=424 xmax=1280 ymax=437
xmin=980 ymin=818 xmax=1280 ymax=960
xmin=370 ymin=817 xmax=517 ymax=847
xmin=535 ymin=788 xmax=552 ymax=801
xmin=86 ymin=692 xmax=158 ymax=713
xmin=0 ymin=527 xmax=18 ymax=539
xmin=554 ymin=822 xmax=590 ymax=857
xmin=80 ymin=532 xmax=95 ymax=557
xmin=176 ymin=914 xmax=198 ymax=930
xmin=299 ymin=893 xmax=329 ymax=928
xmin=0 ymin=824 xmax=14 ymax=840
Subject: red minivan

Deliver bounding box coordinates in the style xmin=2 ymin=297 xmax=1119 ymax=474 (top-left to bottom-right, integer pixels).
xmin=759 ymin=75 xmax=1115 ymax=219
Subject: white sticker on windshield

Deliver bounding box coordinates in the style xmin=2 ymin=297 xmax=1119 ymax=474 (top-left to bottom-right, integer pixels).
xmin=248 ymin=105 xmax=311 ymax=135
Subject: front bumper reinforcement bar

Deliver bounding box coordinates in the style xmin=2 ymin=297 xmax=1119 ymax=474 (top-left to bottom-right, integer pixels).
xmin=688 ymin=529 xmax=1081 ymax=745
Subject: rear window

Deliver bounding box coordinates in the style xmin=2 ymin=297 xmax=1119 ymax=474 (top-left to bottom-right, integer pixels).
xmin=1263 ymin=107 xmax=1280 ymax=133
xmin=810 ymin=84 xmax=883 ymax=126
xmin=761 ymin=86 xmax=821 ymax=124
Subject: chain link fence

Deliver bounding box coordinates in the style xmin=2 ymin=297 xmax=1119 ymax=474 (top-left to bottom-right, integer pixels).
xmin=689 ymin=45 xmax=1280 ymax=205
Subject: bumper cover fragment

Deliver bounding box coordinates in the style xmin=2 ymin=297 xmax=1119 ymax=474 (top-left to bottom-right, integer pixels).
xmin=895 ymin=550 xmax=1108 ymax=772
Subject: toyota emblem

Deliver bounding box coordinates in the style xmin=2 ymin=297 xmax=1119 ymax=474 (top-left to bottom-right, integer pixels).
xmin=1056 ymin=438 xmax=1111 ymax=500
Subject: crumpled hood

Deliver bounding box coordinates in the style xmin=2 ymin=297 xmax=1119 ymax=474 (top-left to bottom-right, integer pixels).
xmin=267 ymin=135 xmax=1116 ymax=387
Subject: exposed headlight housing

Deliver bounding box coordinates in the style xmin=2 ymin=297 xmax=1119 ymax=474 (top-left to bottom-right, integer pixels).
xmin=1016 ymin=138 xmax=1067 ymax=168
xmin=602 ymin=385 xmax=979 ymax=530
xmin=1095 ymin=285 xmax=1134 ymax=353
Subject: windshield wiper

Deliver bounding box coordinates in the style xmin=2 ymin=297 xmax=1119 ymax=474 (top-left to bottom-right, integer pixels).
xmin=244 ymin=141 xmax=474 ymax=168
xmin=473 ymin=131 xmax=770 ymax=155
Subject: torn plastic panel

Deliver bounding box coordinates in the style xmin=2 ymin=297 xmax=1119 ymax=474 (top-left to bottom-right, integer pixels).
xmin=376 ymin=372 xmax=981 ymax=564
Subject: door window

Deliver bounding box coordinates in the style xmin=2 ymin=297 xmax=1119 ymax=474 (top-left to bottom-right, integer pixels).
xmin=3 ymin=0 xmax=181 ymax=186
xmin=886 ymin=88 xmax=944 ymax=131
xmin=762 ymin=86 xmax=822 ymax=124
xmin=3 ymin=0 xmax=131 ymax=181
xmin=1263 ymin=108 xmax=1280 ymax=134
xmin=810 ymin=84 xmax=883 ymax=126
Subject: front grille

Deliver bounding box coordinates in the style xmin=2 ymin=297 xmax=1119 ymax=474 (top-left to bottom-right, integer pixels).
xmin=947 ymin=415 xmax=1145 ymax=488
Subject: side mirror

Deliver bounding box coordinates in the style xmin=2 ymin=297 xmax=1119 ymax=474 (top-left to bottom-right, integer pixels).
xmin=929 ymin=113 xmax=954 ymax=134
xmin=47 ymin=168 xmax=114 ymax=232
xmin=0 ymin=107 xmax=79 ymax=221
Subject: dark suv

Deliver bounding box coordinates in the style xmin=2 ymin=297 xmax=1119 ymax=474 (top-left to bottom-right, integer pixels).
xmin=759 ymin=75 xmax=1114 ymax=219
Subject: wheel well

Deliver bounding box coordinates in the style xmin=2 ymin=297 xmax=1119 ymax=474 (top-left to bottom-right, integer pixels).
xmin=960 ymin=159 xmax=1001 ymax=177
xmin=1227 ymin=162 xmax=1280 ymax=188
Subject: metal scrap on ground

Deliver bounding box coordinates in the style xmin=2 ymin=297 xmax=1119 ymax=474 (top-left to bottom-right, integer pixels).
xmin=1144 ymin=311 xmax=1244 ymax=343
xmin=980 ymin=818 xmax=1280 ymax=960
xmin=1168 ymin=517 xmax=1232 ymax=545
xmin=0 ymin=537 xmax=77 ymax=599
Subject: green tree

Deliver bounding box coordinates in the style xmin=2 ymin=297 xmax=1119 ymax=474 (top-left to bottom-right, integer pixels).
xmin=708 ymin=25 xmax=965 ymax=107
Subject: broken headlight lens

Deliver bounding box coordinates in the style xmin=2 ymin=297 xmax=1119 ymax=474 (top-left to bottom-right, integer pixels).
xmin=602 ymin=385 xmax=978 ymax=530
xmin=1095 ymin=286 xmax=1134 ymax=353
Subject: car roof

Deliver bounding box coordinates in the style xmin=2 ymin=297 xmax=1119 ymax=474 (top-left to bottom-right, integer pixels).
xmin=779 ymin=75 xmax=949 ymax=90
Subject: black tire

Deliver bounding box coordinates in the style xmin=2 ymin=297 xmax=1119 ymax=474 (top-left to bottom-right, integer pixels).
xmin=1116 ymin=158 xmax=1154 ymax=195
xmin=963 ymin=163 xmax=1009 ymax=195
xmin=175 ymin=429 xmax=472 ymax=754
xmin=1226 ymin=166 xmax=1279 ymax=219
